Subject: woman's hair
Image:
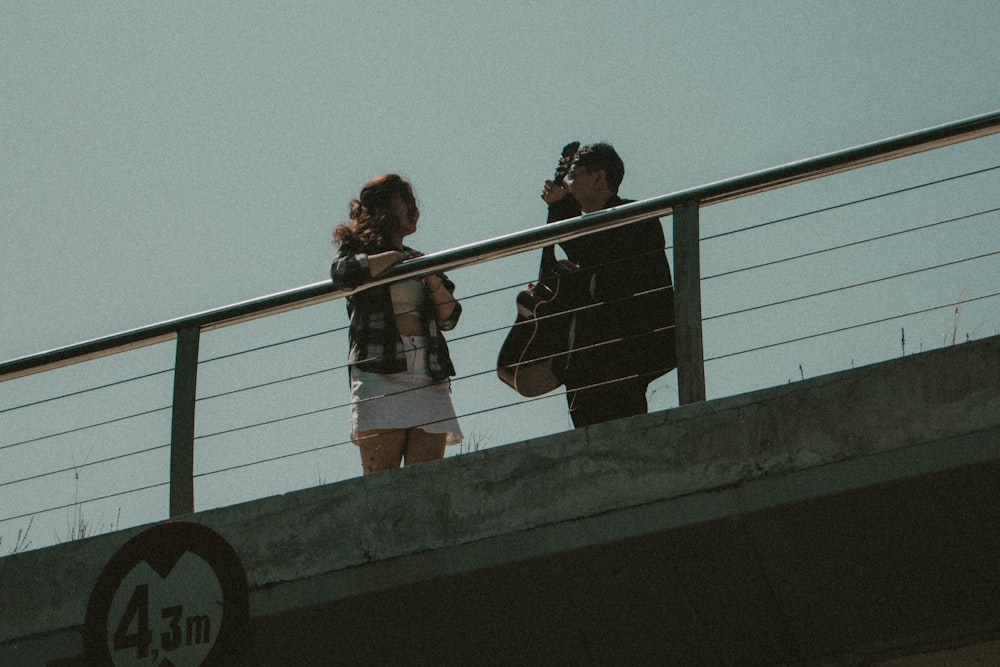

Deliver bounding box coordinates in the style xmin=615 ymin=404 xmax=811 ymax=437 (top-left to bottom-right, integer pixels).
xmin=333 ymin=173 xmax=417 ymax=251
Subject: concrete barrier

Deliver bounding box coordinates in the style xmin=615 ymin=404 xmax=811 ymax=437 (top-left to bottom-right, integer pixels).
xmin=2 ymin=335 xmax=999 ymax=665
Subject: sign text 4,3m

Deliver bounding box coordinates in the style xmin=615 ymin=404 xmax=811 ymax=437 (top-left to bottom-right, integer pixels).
xmin=113 ymin=583 xmax=215 ymax=659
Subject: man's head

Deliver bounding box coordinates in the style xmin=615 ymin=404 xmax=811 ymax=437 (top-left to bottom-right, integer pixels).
xmin=564 ymin=142 xmax=624 ymax=212
xmin=572 ymin=143 xmax=624 ymax=192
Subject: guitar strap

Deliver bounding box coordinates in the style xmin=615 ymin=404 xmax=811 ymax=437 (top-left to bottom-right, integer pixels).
xmin=535 ymin=243 xmax=584 ymax=370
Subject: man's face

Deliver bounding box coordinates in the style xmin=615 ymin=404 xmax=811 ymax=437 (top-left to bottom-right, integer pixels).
xmin=564 ymin=161 xmax=607 ymax=212
xmin=564 ymin=163 xmax=598 ymax=199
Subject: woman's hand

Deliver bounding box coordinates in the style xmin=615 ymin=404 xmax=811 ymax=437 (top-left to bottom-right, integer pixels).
xmin=423 ymin=274 xmax=457 ymax=321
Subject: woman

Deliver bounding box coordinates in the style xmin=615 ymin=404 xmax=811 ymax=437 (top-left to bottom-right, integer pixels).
xmin=331 ymin=174 xmax=463 ymax=474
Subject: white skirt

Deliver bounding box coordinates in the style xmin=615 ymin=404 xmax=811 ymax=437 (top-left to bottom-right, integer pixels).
xmin=350 ymin=335 xmax=463 ymax=446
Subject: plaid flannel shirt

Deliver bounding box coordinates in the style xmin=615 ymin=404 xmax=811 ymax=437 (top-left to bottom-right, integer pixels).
xmin=330 ymin=245 xmax=461 ymax=381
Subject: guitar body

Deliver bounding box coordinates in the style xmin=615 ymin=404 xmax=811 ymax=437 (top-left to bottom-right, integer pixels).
xmin=497 ymin=260 xmax=587 ymax=396
xmin=497 ymin=142 xmax=584 ymax=397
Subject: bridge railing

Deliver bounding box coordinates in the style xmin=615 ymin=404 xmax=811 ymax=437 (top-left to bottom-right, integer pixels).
xmin=2 ymin=110 xmax=998 ymax=554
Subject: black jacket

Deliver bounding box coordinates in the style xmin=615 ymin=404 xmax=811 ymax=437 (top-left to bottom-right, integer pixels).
xmin=546 ymin=195 xmax=676 ymax=388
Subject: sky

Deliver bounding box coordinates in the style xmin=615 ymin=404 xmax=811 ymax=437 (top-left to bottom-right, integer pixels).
xmin=2 ymin=2 xmax=999 ymax=552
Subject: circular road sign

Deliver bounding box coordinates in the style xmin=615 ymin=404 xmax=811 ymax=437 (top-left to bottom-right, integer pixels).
xmin=84 ymin=521 xmax=249 ymax=666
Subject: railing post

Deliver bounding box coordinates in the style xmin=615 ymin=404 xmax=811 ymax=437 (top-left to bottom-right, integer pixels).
xmin=673 ymin=200 xmax=707 ymax=405
xmin=169 ymin=325 xmax=200 ymax=517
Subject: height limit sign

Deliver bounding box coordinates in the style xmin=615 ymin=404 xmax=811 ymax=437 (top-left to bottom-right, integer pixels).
xmin=84 ymin=521 xmax=249 ymax=666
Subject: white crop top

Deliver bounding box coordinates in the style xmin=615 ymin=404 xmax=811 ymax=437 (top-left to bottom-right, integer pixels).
xmin=389 ymin=279 xmax=426 ymax=316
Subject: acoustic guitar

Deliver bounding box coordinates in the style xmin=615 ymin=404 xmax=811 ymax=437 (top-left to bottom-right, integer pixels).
xmin=497 ymin=142 xmax=590 ymax=397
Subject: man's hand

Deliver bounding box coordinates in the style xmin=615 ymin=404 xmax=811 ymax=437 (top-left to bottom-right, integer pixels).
xmin=541 ymin=179 xmax=568 ymax=205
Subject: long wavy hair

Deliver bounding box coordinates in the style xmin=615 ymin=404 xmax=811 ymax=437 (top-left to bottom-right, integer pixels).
xmin=333 ymin=174 xmax=417 ymax=252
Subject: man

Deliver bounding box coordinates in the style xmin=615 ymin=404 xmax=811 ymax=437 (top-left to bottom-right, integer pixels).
xmin=540 ymin=142 xmax=676 ymax=428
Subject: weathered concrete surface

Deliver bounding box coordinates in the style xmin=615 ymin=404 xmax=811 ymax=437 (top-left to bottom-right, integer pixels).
xmin=2 ymin=335 xmax=999 ymax=665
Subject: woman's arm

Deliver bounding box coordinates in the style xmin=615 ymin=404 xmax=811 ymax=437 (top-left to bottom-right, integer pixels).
xmin=331 ymin=249 xmax=407 ymax=288
xmin=367 ymin=250 xmax=407 ymax=278
xmin=423 ymin=273 xmax=461 ymax=330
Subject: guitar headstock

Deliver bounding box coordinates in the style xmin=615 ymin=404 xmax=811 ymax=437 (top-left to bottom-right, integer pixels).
xmin=553 ymin=141 xmax=580 ymax=186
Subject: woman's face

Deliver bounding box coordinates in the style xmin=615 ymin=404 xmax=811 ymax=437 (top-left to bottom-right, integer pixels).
xmin=391 ymin=191 xmax=419 ymax=238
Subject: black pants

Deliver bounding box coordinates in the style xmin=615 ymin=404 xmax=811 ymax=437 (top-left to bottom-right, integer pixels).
xmin=566 ymin=377 xmax=649 ymax=429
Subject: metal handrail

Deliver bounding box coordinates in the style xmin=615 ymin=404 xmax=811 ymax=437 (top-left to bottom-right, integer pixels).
xmin=5 ymin=108 xmax=1000 ymax=517
xmin=3 ymin=108 xmax=999 ymax=381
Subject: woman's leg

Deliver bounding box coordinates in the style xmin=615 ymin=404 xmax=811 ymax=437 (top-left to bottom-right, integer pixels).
xmin=356 ymin=429 xmax=407 ymax=475
xmin=402 ymin=428 xmax=447 ymax=466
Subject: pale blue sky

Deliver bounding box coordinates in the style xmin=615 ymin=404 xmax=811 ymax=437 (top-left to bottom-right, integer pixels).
xmin=3 ymin=1 xmax=997 ymax=360
xmin=2 ymin=2 xmax=998 ymax=550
